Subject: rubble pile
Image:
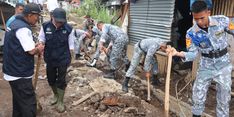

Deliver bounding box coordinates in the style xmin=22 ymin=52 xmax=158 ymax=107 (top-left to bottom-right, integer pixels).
xmin=38 ymin=60 xmax=165 ymax=117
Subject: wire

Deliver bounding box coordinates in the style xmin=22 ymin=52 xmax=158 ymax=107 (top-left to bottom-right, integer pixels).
xmin=175 ymin=73 xmax=193 ymax=117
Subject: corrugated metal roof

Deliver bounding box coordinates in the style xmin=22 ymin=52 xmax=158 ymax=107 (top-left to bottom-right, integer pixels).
xmin=128 ymin=0 xmax=175 ymax=45
xmin=0 ymin=0 xmax=16 ymax=7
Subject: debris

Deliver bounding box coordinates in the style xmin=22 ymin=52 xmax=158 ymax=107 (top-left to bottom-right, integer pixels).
xmin=123 ymin=107 xmax=138 ymax=114
xmin=72 ymin=92 xmax=97 ymax=106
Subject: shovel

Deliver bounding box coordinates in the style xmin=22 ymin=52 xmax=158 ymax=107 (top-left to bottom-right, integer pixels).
xmin=33 ymin=55 xmax=42 ymax=113
xmin=146 ymin=75 xmax=151 ymax=101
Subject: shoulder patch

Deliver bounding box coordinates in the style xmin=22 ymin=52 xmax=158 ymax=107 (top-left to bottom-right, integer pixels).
xmin=186 ymin=38 xmax=192 ymax=48
xmin=229 ymin=18 xmax=234 ymax=30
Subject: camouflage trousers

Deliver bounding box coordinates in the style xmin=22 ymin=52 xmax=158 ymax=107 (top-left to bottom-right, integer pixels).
xmin=74 ymin=38 xmax=83 ymax=54
xmin=92 ymin=37 xmax=111 ymax=60
xmin=109 ymin=36 xmax=129 ymax=70
xmin=125 ymin=43 xmax=158 ymax=78
xmin=192 ymin=62 xmax=232 ymax=117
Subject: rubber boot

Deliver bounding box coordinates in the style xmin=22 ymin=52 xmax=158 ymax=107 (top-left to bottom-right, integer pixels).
xmin=75 ymin=54 xmax=83 ymax=60
xmin=125 ymin=62 xmax=130 ymax=72
xmin=103 ymin=69 xmax=116 ymax=79
xmin=56 ymin=88 xmax=65 ymax=113
xmin=151 ymin=74 xmax=161 ymax=86
xmin=122 ymin=77 xmax=130 ymax=93
xmin=193 ymin=114 xmax=201 ymax=117
xmin=50 ymin=85 xmax=58 ymax=105
xmin=86 ymin=59 xmax=97 ymax=67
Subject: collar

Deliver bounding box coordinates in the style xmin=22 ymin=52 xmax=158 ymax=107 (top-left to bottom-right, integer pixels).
xmin=208 ymin=16 xmax=219 ymax=27
xmin=51 ymin=21 xmax=65 ymax=30
xmin=15 ymin=14 xmax=30 ymax=26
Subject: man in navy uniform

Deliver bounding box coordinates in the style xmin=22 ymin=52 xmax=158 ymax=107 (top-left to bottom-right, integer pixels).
xmin=97 ymin=21 xmax=130 ymax=79
xmin=168 ymin=1 xmax=234 ymax=116
xmin=38 ymin=8 xmax=75 ymax=113
xmin=3 ymin=3 xmax=43 ymax=117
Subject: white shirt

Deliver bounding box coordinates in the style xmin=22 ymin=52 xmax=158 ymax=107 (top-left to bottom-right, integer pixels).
xmin=4 ymin=28 xmax=35 ymax=81
xmin=47 ymin=0 xmax=59 ymax=12
xmin=29 ymin=0 xmax=44 ymax=5
xmin=38 ymin=26 xmax=75 ymax=50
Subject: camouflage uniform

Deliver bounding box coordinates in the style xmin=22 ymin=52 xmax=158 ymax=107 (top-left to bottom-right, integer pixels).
xmin=92 ymin=26 xmax=112 ymax=60
xmin=126 ymin=38 xmax=167 ymax=78
xmin=100 ymin=24 xmax=129 ymax=70
xmin=185 ymin=15 xmax=232 ymax=117
xmin=74 ymin=29 xmax=86 ymax=55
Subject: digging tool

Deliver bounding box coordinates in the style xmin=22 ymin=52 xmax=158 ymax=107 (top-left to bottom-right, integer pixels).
xmin=33 ymin=55 xmax=42 ymax=113
xmin=0 ymin=7 xmax=7 ymax=31
xmin=164 ymin=46 xmax=172 ymax=117
xmin=146 ymin=74 xmax=151 ymax=101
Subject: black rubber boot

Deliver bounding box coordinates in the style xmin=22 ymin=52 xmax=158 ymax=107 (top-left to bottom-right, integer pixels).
xmin=86 ymin=59 xmax=97 ymax=67
xmin=125 ymin=62 xmax=130 ymax=72
xmin=103 ymin=69 xmax=116 ymax=79
xmin=75 ymin=54 xmax=83 ymax=60
xmin=193 ymin=114 xmax=201 ymax=117
xmin=122 ymin=77 xmax=130 ymax=93
xmin=151 ymin=74 xmax=161 ymax=86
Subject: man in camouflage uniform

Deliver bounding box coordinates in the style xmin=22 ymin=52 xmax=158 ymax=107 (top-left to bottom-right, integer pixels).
xmin=168 ymin=1 xmax=234 ymax=117
xmin=83 ymin=15 xmax=94 ymax=31
xmin=74 ymin=28 xmax=92 ymax=59
xmin=87 ymin=26 xmax=112 ymax=67
xmin=97 ymin=21 xmax=130 ymax=79
xmin=122 ymin=38 xmax=169 ymax=92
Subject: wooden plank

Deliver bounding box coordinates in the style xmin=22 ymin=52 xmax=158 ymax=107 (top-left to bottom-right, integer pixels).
xmin=164 ymin=51 xmax=172 ymax=117
xmin=72 ymin=92 xmax=97 ymax=106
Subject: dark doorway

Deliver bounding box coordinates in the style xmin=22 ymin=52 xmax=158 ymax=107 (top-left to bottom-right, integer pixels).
xmin=172 ymin=0 xmax=193 ymax=51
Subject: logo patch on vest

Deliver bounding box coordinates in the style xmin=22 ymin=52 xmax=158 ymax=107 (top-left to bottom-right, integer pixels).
xmin=45 ymin=27 xmax=52 ymax=34
xmin=62 ymin=30 xmax=67 ymax=34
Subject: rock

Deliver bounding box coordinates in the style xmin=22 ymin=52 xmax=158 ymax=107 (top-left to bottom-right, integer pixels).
xmin=90 ymin=94 xmax=102 ymax=104
xmin=70 ymin=93 xmax=76 ymax=97
xmin=124 ymin=107 xmax=138 ymax=114
xmin=78 ymin=83 xmax=84 ymax=87
xmin=93 ymin=102 xmax=99 ymax=109
xmin=98 ymin=103 xmax=107 ymax=112
xmin=83 ymin=107 xmax=89 ymax=111
xmin=139 ymin=85 xmax=145 ymax=90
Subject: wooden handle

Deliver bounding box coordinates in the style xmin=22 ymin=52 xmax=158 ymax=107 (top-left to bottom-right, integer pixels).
xmin=0 ymin=7 xmax=7 ymax=31
xmin=147 ymin=75 xmax=151 ymax=101
xmin=164 ymin=52 xmax=172 ymax=117
xmin=33 ymin=55 xmax=41 ymax=90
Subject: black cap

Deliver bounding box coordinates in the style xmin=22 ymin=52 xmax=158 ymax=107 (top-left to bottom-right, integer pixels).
xmin=23 ymin=3 xmax=41 ymax=15
xmin=52 ymin=8 xmax=67 ymax=23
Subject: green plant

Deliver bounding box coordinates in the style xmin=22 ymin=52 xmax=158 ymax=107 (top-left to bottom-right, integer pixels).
xmin=74 ymin=0 xmax=117 ymax=24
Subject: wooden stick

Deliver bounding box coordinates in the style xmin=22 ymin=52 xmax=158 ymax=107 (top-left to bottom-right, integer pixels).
xmin=164 ymin=48 xmax=172 ymax=117
xmin=0 ymin=7 xmax=7 ymax=31
xmin=33 ymin=55 xmax=42 ymax=113
xmin=147 ymin=75 xmax=151 ymax=101
xmin=33 ymin=55 xmax=41 ymax=89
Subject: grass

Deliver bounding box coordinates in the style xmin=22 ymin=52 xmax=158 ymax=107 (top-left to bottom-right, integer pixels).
xmin=70 ymin=0 xmax=117 ymax=24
